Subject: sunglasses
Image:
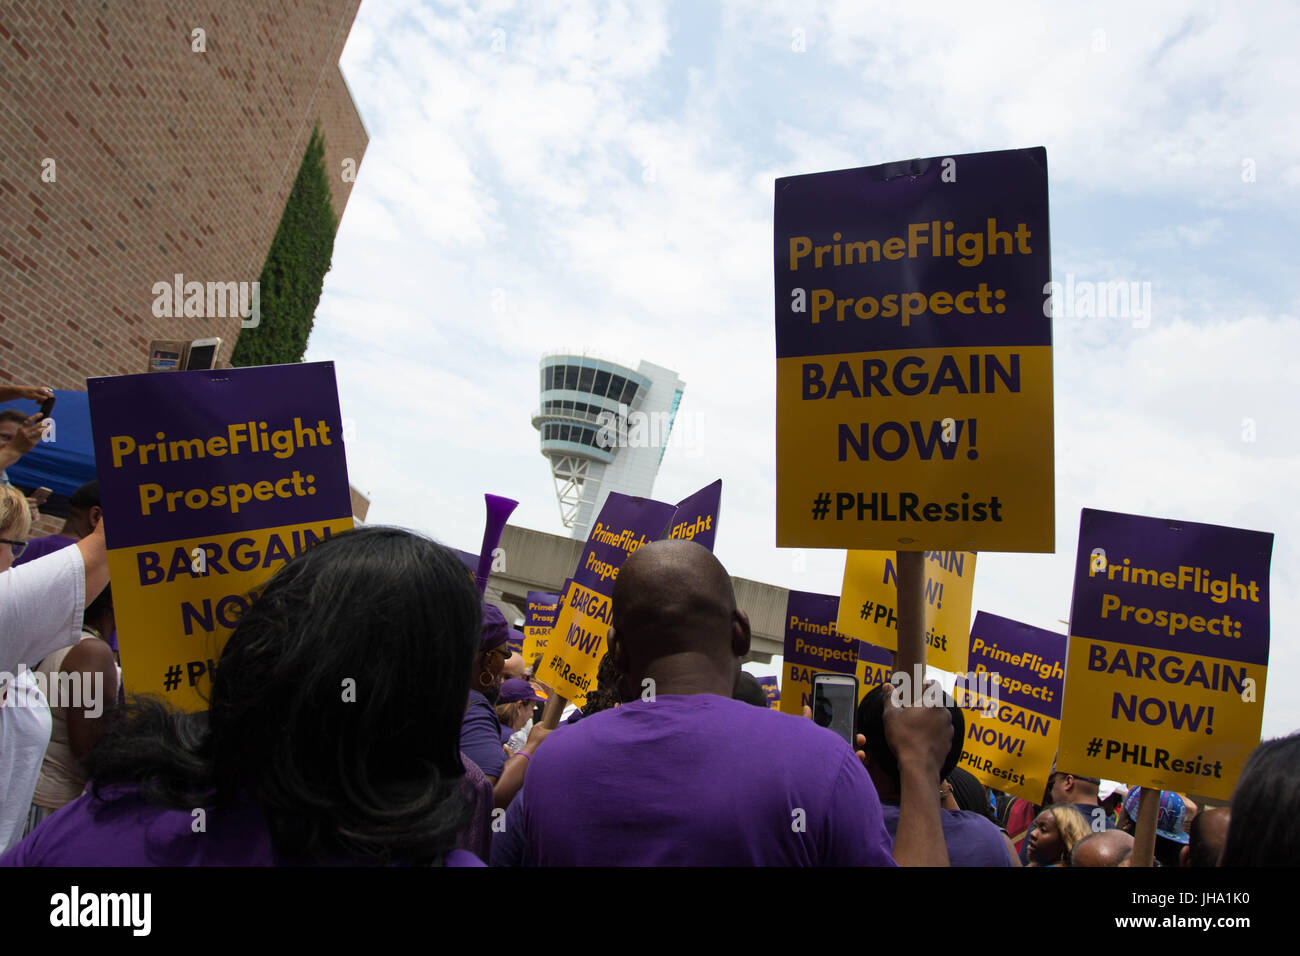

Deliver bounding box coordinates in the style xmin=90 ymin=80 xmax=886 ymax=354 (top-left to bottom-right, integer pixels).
xmin=0 ymin=539 xmax=26 ymax=558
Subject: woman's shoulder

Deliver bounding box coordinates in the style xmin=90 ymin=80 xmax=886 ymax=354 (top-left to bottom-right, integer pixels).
xmin=1 ymin=786 xmax=279 ymax=867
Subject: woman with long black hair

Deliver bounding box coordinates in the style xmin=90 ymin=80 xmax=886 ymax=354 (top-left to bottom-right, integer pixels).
xmin=1 ymin=526 xmax=483 ymax=866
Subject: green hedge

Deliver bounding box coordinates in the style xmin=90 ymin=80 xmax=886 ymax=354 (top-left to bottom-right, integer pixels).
xmin=231 ymin=125 xmax=337 ymax=367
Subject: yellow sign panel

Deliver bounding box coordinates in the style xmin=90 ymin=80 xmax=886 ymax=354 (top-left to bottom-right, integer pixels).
xmin=110 ymin=518 xmax=354 ymax=713
xmin=837 ymin=549 xmax=976 ymax=673
xmin=1058 ymin=638 xmax=1265 ymax=802
xmin=536 ymin=581 xmax=610 ymax=709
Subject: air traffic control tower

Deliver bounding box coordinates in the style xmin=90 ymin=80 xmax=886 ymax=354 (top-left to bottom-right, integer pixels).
xmin=533 ymin=354 xmax=685 ymax=541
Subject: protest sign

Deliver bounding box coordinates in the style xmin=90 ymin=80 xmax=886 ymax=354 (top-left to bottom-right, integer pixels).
xmin=88 ymin=363 xmax=354 ymax=712
xmin=757 ymin=675 xmax=780 ymax=709
xmin=523 ymin=589 xmax=561 ymax=666
xmin=837 ymin=549 xmax=976 ymax=673
xmin=780 ymin=590 xmax=856 ymax=716
xmin=774 ymin=147 xmax=1053 ymax=552
xmin=537 ymin=493 xmax=677 ymax=706
xmin=856 ymin=640 xmax=894 ymax=703
xmin=1057 ymin=509 xmax=1272 ymax=801
xmin=954 ymin=611 xmax=1066 ymax=802
xmin=663 ymin=478 xmax=722 ymax=551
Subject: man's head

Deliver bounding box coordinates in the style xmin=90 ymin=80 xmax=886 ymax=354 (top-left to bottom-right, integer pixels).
xmin=732 ymin=671 xmax=768 ymax=708
xmin=503 ymin=650 xmax=526 ymax=681
xmin=856 ymin=682 xmax=964 ymax=799
xmin=608 ymin=540 xmax=749 ymax=696
xmin=1182 ymin=806 xmax=1230 ymax=867
xmin=1048 ymin=769 xmax=1101 ymax=806
xmin=1069 ymin=828 xmax=1134 ymax=867
xmin=63 ymin=480 xmax=101 ymax=537
xmin=0 ymin=409 xmax=27 ymax=446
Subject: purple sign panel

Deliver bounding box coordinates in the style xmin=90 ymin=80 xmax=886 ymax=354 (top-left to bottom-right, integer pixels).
xmin=663 ymin=479 xmax=722 ymax=552
xmin=783 ymin=590 xmax=855 ymax=674
xmin=1069 ymin=509 xmax=1272 ymax=666
xmin=526 ymin=590 xmax=561 ymax=629
xmin=774 ymin=147 xmax=1051 ymax=357
xmin=757 ymin=675 xmax=780 ymax=708
xmin=88 ymin=363 xmax=352 ymax=550
xmin=963 ymin=611 xmax=1067 ymax=717
xmin=572 ymin=492 xmax=677 ymax=593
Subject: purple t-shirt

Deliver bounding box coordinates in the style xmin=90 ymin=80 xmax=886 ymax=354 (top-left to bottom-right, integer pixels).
xmin=12 ymin=533 xmax=77 ymax=568
xmin=880 ymin=803 xmax=1013 ymax=866
xmin=0 ymin=787 xmax=483 ymax=866
xmin=460 ymin=690 xmax=505 ymax=779
xmin=516 ymin=694 xmax=896 ymax=866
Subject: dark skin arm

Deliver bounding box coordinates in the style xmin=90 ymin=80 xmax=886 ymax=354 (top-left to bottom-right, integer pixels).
xmin=875 ymin=685 xmax=952 ymax=867
xmin=61 ymin=636 xmax=118 ymax=759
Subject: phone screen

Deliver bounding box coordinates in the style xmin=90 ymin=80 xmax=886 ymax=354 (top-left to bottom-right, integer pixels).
xmin=812 ymin=676 xmax=857 ymax=746
xmin=185 ymin=344 xmax=218 ymax=370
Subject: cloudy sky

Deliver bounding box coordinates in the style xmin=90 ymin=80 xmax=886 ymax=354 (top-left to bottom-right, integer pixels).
xmin=306 ymin=0 xmax=1299 ymax=737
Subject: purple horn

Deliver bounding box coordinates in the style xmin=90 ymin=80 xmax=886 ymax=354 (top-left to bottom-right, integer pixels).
xmin=476 ymin=494 xmax=518 ymax=594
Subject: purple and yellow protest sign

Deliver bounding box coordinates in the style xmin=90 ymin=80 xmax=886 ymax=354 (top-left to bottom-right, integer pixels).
xmin=774 ymin=147 xmax=1053 ymax=553
xmin=523 ymin=589 xmax=561 ymax=667
xmin=1057 ymin=510 xmax=1272 ymax=801
xmin=88 ymin=363 xmax=354 ymax=712
xmin=663 ymin=479 xmax=722 ymax=551
xmin=953 ymin=612 xmax=1066 ymax=802
xmin=855 ymin=640 xmax=894 ymax=704
xmin=780 ymin=590 xmax=856 ymax=716
xmin=837 ymin=549 xmax=976 ymax=673
xmin=537 ymin=493 xmax=677 ymax=706
xmin=757 ymin=675 xmax=780 ymax=709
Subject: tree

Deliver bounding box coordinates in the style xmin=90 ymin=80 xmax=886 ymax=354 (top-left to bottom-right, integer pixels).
xmin=231 ymin=125 xmax=337 ymax=367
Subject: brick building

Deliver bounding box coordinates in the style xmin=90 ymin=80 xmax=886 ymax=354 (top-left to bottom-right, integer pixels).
xmin=0 ymin=0 xmax=368 ymax=388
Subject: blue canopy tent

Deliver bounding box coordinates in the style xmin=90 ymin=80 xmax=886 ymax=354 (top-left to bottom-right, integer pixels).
xmin=0 ymin=389 xmax=96 ymax=519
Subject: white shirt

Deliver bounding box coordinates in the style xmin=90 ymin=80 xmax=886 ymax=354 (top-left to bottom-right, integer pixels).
xmin=0 ymin=545 xmax=86 ymax=851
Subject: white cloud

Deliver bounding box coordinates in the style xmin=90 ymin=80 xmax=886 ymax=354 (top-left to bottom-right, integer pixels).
xmin=309 ymin=0 xmax=1300 ymax=743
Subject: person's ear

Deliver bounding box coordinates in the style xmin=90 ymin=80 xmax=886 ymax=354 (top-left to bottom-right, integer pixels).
xmin=608 ymin=627 xmax=627 ymax=673
xmin=731 ymin=609 xmax=751 ymax=658
xmin=89 ymin=506 xmax=103 ymax=529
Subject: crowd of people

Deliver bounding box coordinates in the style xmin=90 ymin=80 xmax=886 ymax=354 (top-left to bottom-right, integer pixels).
xmin=0 ymin=383 xmax=1296 ymax=867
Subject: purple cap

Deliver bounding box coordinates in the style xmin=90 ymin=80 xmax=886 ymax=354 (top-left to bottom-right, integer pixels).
xmin=498 ymin=678 xmax=545 ymax=704
xmin=481 ymin=603 xmax=511 ymax=653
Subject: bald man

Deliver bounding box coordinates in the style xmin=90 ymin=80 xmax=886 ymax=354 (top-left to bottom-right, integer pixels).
xmin=1069 ymin=828 xmax=1134 ymax=867
xmin=509 ymin=540 xmax=952 ymax=866
xmin=503 ymin=651 xmax=526 ymax=682
xmin=1182 ymin=807 xmax=1230 ymax=867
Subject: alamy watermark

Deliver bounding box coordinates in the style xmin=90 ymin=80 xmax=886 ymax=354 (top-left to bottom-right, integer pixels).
xmin=1043 ymin=274 xmax=1151 ymax=328
xmin=152 ymin=273 xmax=260 ymax=328
xmin=1 ymin=667 xmax=106 ymax=718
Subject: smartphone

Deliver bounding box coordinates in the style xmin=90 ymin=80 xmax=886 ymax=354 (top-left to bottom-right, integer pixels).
xmin=185 ymin=338 xmax=221 ymax=370
xmin=31 ymin=487 xmax=52 ymax=505
xmin=38 ymin=393 xmax=55 ymax=419
xmin=812 ymin=672 xmax=858 ymax=747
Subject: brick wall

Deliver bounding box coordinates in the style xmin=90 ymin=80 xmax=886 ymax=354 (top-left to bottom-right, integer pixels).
xmin=0 ymin=0 xmax=368 ymax=388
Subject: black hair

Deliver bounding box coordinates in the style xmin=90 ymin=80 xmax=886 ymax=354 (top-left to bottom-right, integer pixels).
xmin=946 ymin=765 xmax=997 ymax=822
xmin=84 ymin=581 xmax=112 ymax=627
xmin=1221 ymin=733 xmax=1300 ymax=866
xmin=581 ymin=650 xmax=633 ymax=716
xmin=856 ymin=682 xmax=965 ymax=788
xmin=732 ymin=670 xmax=768 ymax=708
xmin=85 ymin=526 xmax=480 ymax=865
